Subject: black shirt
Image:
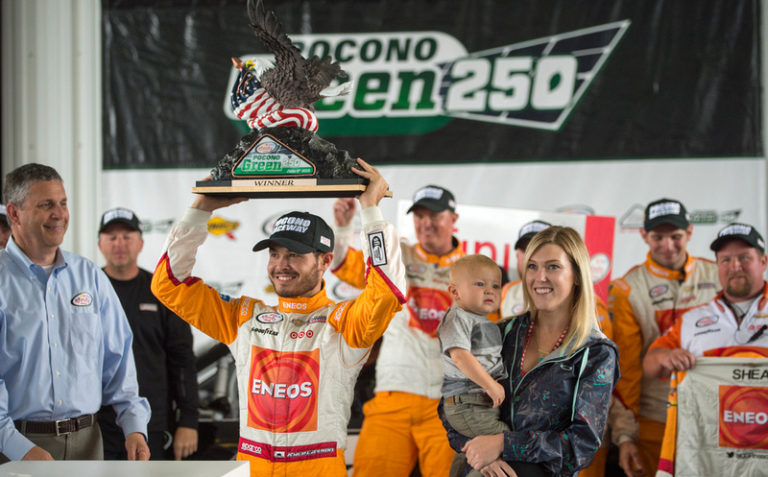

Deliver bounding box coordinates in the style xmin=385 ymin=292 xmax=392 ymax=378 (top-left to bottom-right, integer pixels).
xmin=98 ymin=268 xmax=198 ymax=432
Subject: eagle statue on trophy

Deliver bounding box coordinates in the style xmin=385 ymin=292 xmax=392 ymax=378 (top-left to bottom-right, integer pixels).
xmin=210 ymin=0 xmax=357 ymax=181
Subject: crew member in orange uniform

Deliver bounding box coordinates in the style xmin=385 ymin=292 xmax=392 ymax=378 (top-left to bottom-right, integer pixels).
xmin=608 ymin=198 xmax=718 ymax=477
xmin=332 ymin=184 xmax=461 ymax=477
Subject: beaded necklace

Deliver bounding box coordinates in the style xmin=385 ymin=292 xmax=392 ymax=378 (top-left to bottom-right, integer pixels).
xmin=520 ymin=318 xmax=569 ymax=376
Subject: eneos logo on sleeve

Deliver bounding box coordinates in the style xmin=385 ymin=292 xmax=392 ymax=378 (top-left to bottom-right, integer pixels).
xmin=247 ymin=346 xmax=320 ymax=433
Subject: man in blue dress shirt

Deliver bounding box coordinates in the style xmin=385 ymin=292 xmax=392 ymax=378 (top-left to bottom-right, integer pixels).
xmin=0 ymin=163 xmax=150 ymax=461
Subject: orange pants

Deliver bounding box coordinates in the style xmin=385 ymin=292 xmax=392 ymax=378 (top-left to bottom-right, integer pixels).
xmin=353 ymin=391 xmax=454 ymax=477
xmin=238 ymin=449 xmax=347 ymax=477
xmin=635 ymin=416 xmax=665 ymax=475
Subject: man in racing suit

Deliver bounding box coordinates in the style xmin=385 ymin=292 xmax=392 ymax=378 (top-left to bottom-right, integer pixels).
xmin=644 ymin=222 xmax=768 ymax=476
xmin=331 ymin=184 xmax=461 ymax=477
xmin=151 ymin=159 xmax=406 ymax=477
xmin=608 ymin=198 xmax=719 ymax=477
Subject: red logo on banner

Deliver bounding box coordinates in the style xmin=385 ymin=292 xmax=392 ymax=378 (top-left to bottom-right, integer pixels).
xmin=406 ymin=287 xmax=452 ymax=337
xmin=719 ymin=385 xmax=768 ymax=449
xmin=247 ymin=346 xmax=319 ymax=433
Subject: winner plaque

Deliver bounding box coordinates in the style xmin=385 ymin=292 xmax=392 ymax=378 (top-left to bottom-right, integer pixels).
xmin=194 ymin=0 xmax=386 ymax=199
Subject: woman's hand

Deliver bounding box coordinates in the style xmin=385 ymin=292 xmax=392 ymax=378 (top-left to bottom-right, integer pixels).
xmin=462 ymin=433 xmax=504 ymax=470
xmin=480 ymin=459 xmax=518 ymax=477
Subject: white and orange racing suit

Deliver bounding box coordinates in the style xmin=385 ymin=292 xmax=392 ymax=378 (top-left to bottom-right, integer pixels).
xmin=650 ymin=283 xmax=768 ymax=476
xmin=332 ymin=223 xmax=463 ymax=477
xmin=608 ymin=253 xmax=718 ymax=474
xmin=151 ymin=207 xmax=405 ymax=477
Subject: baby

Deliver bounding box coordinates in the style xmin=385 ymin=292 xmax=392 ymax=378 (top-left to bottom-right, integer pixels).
xmin=438 ymin=254 xmax=509 ymax=440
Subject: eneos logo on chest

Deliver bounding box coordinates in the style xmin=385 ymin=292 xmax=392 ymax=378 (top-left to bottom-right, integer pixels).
xmin=406 ymin=287 xmax=452 ymax=337
xmin=247 ymin=346 xmax=319 ymax=433
xmin=719 ymin=385 xmax=768 ymax=449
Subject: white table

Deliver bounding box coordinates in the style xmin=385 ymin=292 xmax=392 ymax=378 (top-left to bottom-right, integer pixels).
xmin=0 ymin=460 xmax=249 ymax=477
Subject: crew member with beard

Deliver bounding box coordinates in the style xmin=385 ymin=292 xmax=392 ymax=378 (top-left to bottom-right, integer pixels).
xmin=643 ymin=223 xmax=768 ymax=475
xmin=645 ymin=222 xmax=768 ymax=374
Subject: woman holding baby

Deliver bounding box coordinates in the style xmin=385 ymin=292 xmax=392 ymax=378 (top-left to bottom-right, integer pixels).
xmin=442 ymin=226 xmax=619 ymax=477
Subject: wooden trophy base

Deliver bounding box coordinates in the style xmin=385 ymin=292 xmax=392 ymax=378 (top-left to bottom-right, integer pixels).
xmin=192 ymin=177 xmax=392 ymax=199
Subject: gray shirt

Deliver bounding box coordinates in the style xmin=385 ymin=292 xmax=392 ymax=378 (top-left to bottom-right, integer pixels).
xmin=437 ymin=306 xmax=506 ymax=397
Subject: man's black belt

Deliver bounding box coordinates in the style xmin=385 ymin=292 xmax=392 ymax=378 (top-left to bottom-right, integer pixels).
xmin=14 ymin=414 xmax=96 ymax=436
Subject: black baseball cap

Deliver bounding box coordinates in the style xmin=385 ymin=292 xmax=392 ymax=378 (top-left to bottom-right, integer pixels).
xmin=99 ymin=207 xmax=142 ymax=234
xmin=407 ymin=185 xmax=456 ymax=214
xmin=643 ymin=198 xmax=690 ymax=231
xmin=710 ymin=223 xmax=765 ymax=253
xmin=253 ymin=211 xmax=334 ymax=254
xmin=514 ymin=220 xmax=551 ymax=250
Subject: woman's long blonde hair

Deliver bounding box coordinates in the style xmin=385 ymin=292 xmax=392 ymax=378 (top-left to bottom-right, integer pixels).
xmin=521 ymin=226 xmax=598 ymax=353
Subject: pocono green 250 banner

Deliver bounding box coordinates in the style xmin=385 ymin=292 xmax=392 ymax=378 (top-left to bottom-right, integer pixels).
xmin=223 ymin=21 xmax=630 ymax=135
xmin=103 ymin=0 xmax=761 ymax=169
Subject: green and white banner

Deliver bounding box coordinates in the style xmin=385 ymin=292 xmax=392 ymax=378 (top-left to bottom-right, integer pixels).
xmin=101 ymin=0 xmax=765 ymax=332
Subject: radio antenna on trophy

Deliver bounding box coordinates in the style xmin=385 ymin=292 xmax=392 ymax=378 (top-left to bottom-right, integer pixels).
xmin=195 ymin=0 xmax=389 ymax=198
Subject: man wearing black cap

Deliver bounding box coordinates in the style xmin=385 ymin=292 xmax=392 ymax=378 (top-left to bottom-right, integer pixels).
xmin=332 ymin=184 xmax=461 ymax=477
xmin=96 ymin=208 xmax=199 ymax=461
xmin=151 ymin=159 xmax=405 ymax=477
xmin=608 ymin=198 xmax=719 ymax=477
xmin=645 ymin=223 xmax=768 ymax=373
xmin=642 ymin=223 xmax=768 ymax=474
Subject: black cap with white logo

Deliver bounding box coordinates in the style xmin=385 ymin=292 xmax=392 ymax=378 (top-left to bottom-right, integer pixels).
xmin=253 ymin=211 xmax=334 ymax=254
xmin=99 ymin=207 xmax=142 ymax=234
xmin=643 ymin=198 xmax=690 ymax=231
xmin=514 ymin=220 xmax=552 ymax=250
xmin=406 ymin=185 xmax=456 ymax=214
xmin=710 ymin=222 xmax=765 ymax=253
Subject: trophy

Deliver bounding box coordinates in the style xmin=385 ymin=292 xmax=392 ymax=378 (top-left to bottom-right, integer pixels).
xmin=194 ymin=0 xmax=384 ymax=198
